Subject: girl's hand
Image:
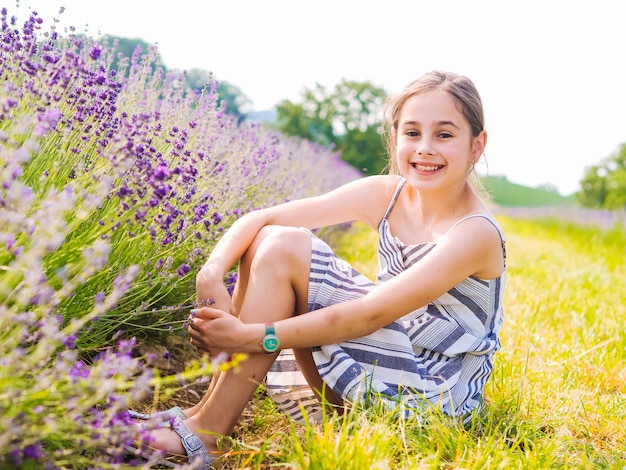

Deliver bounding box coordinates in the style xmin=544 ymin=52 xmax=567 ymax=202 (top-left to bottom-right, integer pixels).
xmin=187 ymin=307 xmax=250 ymax=356
xmin=195 ymin=267 xmax=236 ymax=316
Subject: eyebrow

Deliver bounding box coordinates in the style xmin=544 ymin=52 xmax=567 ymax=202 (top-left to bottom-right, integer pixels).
xmin=400 ymin=120 xmax=460 ymax=129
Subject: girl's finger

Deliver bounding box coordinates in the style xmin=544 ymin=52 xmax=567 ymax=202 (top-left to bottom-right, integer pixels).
xmin=189 ymin=307 xmax=224 ymax=320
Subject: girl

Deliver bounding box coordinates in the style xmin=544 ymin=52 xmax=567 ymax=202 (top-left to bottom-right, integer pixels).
xmin=140 ymin=70 xmax=506 ymax=468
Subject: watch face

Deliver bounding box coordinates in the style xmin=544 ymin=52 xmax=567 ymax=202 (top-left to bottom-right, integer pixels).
xmin=262 ymin=334 xmax=279 ymax=353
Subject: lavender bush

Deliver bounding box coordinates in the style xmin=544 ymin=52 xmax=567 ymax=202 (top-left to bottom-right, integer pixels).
xmin=0 ymin=7 xmax=360 ymax=467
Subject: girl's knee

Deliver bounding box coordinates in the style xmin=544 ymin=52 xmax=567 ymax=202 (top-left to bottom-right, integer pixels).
xmin=256 ymin=226 xmax=311 ymax=264
xmin=244 ymin=226 xmax=311 ymax=273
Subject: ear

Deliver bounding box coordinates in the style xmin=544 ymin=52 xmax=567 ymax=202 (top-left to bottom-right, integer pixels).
xmin=472 ymin=130 xmax=487 ymax=160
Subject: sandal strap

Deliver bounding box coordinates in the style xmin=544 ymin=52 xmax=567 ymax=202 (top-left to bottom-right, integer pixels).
xmin=168 ymin=416 xmax=215 ymax=469
xmin=129 ymin=406 xmax=188 ymax=421
xmin=162 ymin=406 xmax=188 ymax=421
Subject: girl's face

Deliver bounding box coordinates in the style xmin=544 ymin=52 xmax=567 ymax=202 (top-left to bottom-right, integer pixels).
xmin=395 ymin=90 xmax=486 ymax=191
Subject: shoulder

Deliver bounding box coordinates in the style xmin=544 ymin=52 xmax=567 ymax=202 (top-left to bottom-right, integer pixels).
xmin=354 ymin=174 xmax=404 ymax=194
xmin=443 ymin=214 xmax=505 ymax=278
xmin=331 ymin=175 xmax=404 ymax=228
xmin=449 ymin=213 xmax=504 ymax=241
xmin=334 ymin=174 xmax=404 ymax=200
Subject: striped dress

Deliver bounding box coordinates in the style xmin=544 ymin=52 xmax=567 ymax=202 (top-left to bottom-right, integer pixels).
xmin=265 ymin=178 xmax=506 ymax=422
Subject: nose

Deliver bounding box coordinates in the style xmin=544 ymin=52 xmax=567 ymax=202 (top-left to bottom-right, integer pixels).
xmin=415 ymin=142 xmax=435 ymax=156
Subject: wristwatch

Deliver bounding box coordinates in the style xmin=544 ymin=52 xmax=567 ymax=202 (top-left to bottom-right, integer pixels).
xmin=260 ymin=322 xmax=280 ymax=354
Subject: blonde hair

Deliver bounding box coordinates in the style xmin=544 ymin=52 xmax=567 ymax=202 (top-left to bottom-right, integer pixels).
xmin=382 ymin=71 xmax=489 ymax=197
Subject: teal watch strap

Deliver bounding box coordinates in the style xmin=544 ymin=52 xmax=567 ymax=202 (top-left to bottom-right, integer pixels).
xmin=261 ymin=322 xmax=280 ymax=354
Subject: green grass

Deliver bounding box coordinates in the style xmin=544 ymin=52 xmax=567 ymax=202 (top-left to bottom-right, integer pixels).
xmin=482 ymin=175 xmax=577 ymax=207
xmin=222 ymin=217 xmax=625 ymax=469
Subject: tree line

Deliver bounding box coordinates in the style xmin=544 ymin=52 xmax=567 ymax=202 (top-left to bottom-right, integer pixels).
xmin=106 ymin=36 xmax=626 ymax=210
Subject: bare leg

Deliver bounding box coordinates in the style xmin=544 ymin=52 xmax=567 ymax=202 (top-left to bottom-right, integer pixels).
xmin=293 ymin=347 xmax=343 ymax=410
xmin=177 ymin=373 xmax=217 ymax=418
xmin=149 ymin=226 xmax=315 ymax=454
xmin=176 ymin=229 xmax=260 ymax=418
xmin=176 ymin=266 xmax=249 ymax=418
xmin=180 ymin=351 xmax=344 ymax=420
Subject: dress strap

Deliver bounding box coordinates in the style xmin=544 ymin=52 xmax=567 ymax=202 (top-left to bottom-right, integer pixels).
xmin=381 ymin=178 xmax=407 ymax=221
xmin=447 ymin=214 xmax=503 ymax=238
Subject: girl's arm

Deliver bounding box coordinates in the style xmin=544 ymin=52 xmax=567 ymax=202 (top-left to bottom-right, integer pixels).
xmin=191 ymin=214 xmax=504 ymax=352
xmin=195 ymin=175 xmax=400 ymax=309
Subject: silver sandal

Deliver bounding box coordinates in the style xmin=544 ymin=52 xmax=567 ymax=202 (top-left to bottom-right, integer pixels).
xmin=124 ymin=415 xmax=216 ymax=469
xmin=128 ymin=406 xmax=188 ymax=421
xmin=167 ymin=416 xmax=216 ymax=469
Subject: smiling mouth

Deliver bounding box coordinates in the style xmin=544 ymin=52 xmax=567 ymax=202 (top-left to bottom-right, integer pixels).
xmin=412 ymin=163 xmax=444 ymax=172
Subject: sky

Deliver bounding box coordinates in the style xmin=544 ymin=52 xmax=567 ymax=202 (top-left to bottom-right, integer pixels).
xmin=13 ymin=0 xmax=626 ymax=195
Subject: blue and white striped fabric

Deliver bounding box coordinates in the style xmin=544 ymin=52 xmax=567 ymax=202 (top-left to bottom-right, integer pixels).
xmin=265 ymin=179 xmax=506 ymax=422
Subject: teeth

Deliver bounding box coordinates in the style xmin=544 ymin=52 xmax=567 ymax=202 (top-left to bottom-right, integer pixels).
xmin=414 ymin=163 xmax=441 ymax=171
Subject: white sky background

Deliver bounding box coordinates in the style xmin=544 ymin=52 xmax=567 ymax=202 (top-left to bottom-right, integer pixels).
xmin=13 ymin=0 xmax=626 ymax=195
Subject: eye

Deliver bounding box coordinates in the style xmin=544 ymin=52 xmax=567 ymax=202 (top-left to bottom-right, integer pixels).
xmin=438 ymin=131 xmax=453 ymax=139
xmin=405 ymin=130 xmax=420 ymax=137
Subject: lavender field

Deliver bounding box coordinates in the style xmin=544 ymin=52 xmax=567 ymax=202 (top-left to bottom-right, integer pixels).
xmin=492 ymin=205 xmax=625 ymax=231
xmin=2 ymin=6 xmax=625 ymax=470
xmin=0 ymin=8 xmax=360 ymax=468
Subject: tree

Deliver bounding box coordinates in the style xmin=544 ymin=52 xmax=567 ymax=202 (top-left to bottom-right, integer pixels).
xmin=215 ymin=80 xmax=251 ymax=124
xmin=275 ymin=79 xmax=388 ymax=175
xmin=99 ymin=36 xmax=251 ymax=124
xmin=577 ymin=143 xmax=626 ymax=210
xmin=101 ymin=36 xmax=161 ymax=75
xmin=183 ymin=70 xmax=251 ymax=123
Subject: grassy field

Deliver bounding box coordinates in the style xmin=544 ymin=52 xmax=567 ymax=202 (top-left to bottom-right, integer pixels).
xmin=211 ymin=216 xmax=625 ymax=469
xmin=482 ymin=175 xmax=577 ymax=207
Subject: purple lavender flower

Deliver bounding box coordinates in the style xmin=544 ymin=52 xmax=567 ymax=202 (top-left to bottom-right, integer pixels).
xmin=7 ymin=449 xmax=22 ymax=466
xmin=63 ymin=333 xmax=77 ymax=349
xmin=193 ymin=203 xmax=209 ymax=223
xmin=176 ymin=264 xmax=190 ymax=277
xmin=89 ymin=43 xmax=103 ymax=60
xmin=23 ymin=443 xmax=43 ymax=460
xmin=69 ymin=361 xmax=90 ymax=380
xmin=5 ymin=233 xmax=15 ymax=250
xmin=152 ymin=163 xmax=171 ymax=181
